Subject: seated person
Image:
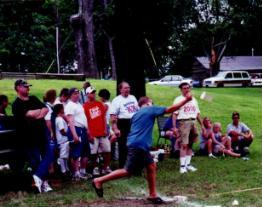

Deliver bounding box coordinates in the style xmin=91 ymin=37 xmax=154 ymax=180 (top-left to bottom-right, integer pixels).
xmin=199 ymin=117 xmax=216 ymax=158
xmin=227 ymin=111 xmax=254 ymax=155
xmin=161 ymin=115 xmax=179 ymax=157
xmin=213 ymin=122 xmax=240 ymax=158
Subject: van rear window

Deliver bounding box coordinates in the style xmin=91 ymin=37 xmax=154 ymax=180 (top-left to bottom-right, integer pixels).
xmin=242 ymin=73 xmax=249 ymax=78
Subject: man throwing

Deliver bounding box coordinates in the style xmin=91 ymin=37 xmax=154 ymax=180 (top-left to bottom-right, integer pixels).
xmin=92 ymin=94 xmax=192 ymax=204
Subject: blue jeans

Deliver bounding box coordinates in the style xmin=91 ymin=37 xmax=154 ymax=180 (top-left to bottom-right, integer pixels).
xmin=26 ymin=130 xmax=55 ymax=180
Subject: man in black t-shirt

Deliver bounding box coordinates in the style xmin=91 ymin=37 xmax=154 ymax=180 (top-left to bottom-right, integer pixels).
xmin=12 ymin=79 xmax=53 ymax=193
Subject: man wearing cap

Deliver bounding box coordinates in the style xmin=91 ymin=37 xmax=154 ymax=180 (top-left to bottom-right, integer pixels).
xmin=83 ymin=86 xmax=112 ymax=176
xmin=110 ymin=81 xmax=139 ymax=168
xmin=12 ymin=79 xmax=53 ymax=193
xmin=172 ymin=82 xmax=203 ymax=174
xmin=65 ymin=88 xmax=90 ymax=180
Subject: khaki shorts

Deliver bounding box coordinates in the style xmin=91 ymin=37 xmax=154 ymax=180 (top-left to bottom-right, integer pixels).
xmin=178 ymin=120 xmax=198 ymax=145
xmin=90 ymin=137 xmax=111 ymax=154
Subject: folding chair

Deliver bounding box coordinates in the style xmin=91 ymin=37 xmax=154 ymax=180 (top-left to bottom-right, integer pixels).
xmin=156 ymin=116 xmax=170 ymax=146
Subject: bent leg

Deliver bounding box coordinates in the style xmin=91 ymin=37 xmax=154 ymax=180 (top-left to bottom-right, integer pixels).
xmin=93 ymin=168 xmax=129 ymax=188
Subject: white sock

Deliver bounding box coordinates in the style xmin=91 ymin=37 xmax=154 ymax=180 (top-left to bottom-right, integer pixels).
xmin=180 ymin=157 xmax=186 ymax=167
xmin=64 ymin=158 xmax=69 ymax=171
xmin=59 ymin=158 xmax=66 ymax=173
xmin=185 ymin=155 xmax=191 ymax=167
xmin=80 ymin=168 xmax=86 ymax=174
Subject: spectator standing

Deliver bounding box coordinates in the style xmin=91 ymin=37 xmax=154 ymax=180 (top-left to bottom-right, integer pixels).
xmin=92 ymin=94 xmax=192 ymax=204
xmin=0 ymin=95 xmax=8 ymax=116
xmin=110 ymin=82 xmax=139 ymax=167
xmin=79 ymin=81 xmax=91 ymax=105
xmin=227 ymin=111 xmax=254 ymax=157
xmin=65 ymin=88 xmax=90 ymax=180
xmin=173 ymin=82 xmax=203 ymax=174
xmin=83 ymin=87 xmax=112 ymax=176
xmin=54 ymin=88 xmax=69 ymax=106
xmin=98 ymin=89 xmax=118 ymax=161
xmin=12 ymin=79 xmax=53 ymax=193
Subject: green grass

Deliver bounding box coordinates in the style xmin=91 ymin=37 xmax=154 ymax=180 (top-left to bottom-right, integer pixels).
xmin=0 ymin=79 xmax=262 ymax=207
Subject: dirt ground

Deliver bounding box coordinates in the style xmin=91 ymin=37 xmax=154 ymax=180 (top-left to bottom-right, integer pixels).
xmin=70 ymin=198 xmax=175 ymax=207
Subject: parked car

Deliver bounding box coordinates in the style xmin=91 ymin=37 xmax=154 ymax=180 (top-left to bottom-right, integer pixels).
xmin=203 ymin=71 xmax=251 ymax=87
xmin=148 ymin=75 xmax=193 ymax=87
xmin=251 ymin=74 xmax=262 ymax=86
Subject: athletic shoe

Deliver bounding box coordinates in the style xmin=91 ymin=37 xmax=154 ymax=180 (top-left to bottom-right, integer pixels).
xmin=186 ymin=165 xmax=197 ymax=172
xmin=242 ymin=156 xmax=250 ymax=161
xmin=179 ymin=166 xmax=188 ymax=174
xmin=101 ymin=167 xmax=112 ymax=175
xmin=79 ymin=172 xmax=88 ymax=180
xmin=209 ymin=153 xmax=217 ymax=158
xmin=41 ymin=181 xmax=53 ymax=192
xmin=93 ymin=167 xmax=100 ymax=176
xmin=32 ymin=175 xmax=43 ymax=193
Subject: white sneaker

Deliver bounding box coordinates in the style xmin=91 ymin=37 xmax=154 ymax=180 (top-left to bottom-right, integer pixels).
xmin=179 ymin=166 xmax=188 ymax=174
xmin=209 ymin=153 xmax=217 ymax=159
xmin=93 ymin=167 xmax=100 ymax=176
xmin=102 ymin=167 xmax=112 ymax=174
xmin=186 ymin=165 xmax=197 ymax=172
xmin=33 ymin=175 xmax=43 ymax=193
xmin=41 ymin=181 xmax=53 ymax=192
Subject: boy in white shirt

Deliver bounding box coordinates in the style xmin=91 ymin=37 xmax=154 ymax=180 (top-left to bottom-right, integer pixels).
xmin=53 ymin=104 xmax=70 ymax=177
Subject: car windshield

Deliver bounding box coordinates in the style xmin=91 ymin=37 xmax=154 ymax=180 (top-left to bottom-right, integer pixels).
xmin=215 ymin=72 xmax=227 ymax=78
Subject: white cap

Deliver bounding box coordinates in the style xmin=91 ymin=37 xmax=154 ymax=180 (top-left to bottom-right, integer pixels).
xmin=85 ymin=86 xmax=96 ymax=94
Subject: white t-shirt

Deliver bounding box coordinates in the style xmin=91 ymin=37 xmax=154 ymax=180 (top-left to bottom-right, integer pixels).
xmin=55 ymin=116 xmax=68 ymax=144
xmin=54 ymin=97 xmax=68 ymax=107
xmin=65 ymin=100 xmax=87 ymax=128
xmin=173 ymin=95 xmax=200 ymax=120
xmin=110 ymin=95 xmax=139 ymax=119
xmin=104 ymin=101 xmax=111 ymax=125
xmin=44 ymin=102 xmax=53 ymax=121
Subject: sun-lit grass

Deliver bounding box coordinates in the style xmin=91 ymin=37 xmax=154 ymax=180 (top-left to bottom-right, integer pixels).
xmin=0 ymin=79 xmax=262 ymax=206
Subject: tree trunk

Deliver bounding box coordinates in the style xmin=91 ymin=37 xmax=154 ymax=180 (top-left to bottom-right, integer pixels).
xmin=108 ymin=37 xmax=117 ymax=80
xmin=113 ymin=0 xmax=146 ymax=99
xmin=82 ymin=0 xmax=98 ymax=78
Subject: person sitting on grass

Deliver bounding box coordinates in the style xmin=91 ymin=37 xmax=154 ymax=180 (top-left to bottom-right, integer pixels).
xmin=199 ymin=117 xmax=217 ymax=158
xmin=92 ymin=93 xmax=192 ymax=205
xmin=227 ymin=111 xmax=254 ymax=157
xmin=212 ymin=122 xmax=241 ymax=158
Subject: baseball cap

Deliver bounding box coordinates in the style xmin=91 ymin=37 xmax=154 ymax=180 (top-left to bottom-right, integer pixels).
xmin=68 ymin=88 xmax=79 ymax=96
xmin=86 ymin=86 xmax=96 ymax=94
xmin=14 ymin=79 xmax=32 ymax=89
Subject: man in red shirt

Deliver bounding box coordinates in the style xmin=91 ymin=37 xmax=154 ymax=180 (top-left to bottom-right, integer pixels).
xmin=83 ymin=86 xmax=112 ymax=176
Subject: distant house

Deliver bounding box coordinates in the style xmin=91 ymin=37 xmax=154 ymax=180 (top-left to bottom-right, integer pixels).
xmin=192 ymin=56 xmax=262 ymax=80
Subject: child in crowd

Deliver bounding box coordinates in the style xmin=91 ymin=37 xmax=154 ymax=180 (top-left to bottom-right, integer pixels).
xmin=53 ymin=104 xmax=70 ymax=177
xmin=98 ymin=89 xmax=118 ymax=161
xmin=213 ymin=122 xmax=240 ymax=157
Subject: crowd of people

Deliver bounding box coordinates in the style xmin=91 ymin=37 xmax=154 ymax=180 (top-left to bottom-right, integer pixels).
xmin=0 ymin=79 xmax=254 ymax=204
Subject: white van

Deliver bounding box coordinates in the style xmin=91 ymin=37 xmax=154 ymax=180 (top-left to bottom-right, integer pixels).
xmin=203 ymin=71 xmax=251 ymax=87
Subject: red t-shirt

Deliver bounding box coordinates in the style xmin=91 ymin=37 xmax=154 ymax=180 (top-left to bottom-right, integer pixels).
xmin=83 ymin=100 xmax=107 ymax=137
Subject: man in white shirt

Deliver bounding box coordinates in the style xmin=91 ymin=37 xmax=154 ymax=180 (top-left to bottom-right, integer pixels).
xmin=173 ymin=82 xmax=203 ymax=174
xmin=110 ymin=81 xmax=139 ymax=168
xmin=65 ymin=88 xmax=90 ymax=180
xmin=227 ymin=111 xmax=253 ymax=156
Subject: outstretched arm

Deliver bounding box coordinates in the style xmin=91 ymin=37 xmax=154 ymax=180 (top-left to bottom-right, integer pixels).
xmin=165 ymin=93 xmax=192 ymax=114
